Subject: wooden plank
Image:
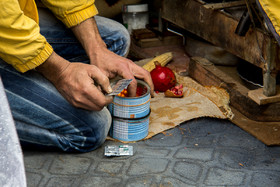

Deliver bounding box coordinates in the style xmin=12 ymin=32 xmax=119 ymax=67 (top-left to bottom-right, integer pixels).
xmin=248 ymin=86 xmax=280 ymax=105
xmin=231 ymin=107 xmax=280 ymax=146
xmin=161 ymin=0 xmax=280 ymax=70
xmin=204 ymin=1 xmax=246 ymax=10
xmin=132 ymin=29 xmax=157 ymax=40
xmin=132 ymin=35 xmax=183 ymax=48
xmin=188 ymin=57 xmax=280 ymax=122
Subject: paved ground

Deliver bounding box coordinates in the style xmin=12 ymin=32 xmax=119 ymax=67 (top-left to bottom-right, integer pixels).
xmin=23 ymin=117 xmax=280 ymax=187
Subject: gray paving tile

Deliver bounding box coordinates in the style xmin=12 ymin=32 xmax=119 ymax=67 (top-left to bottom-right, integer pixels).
xmin=173 ymin=161 xmax=202 ymax=182
xmin=79 ymin=176 xmax=122 ymax=187
xmin=45 ymin=177 xmax=76 ymax=187
xmin=125 ymin=176 xmax=157 ymax=187
xmin=48 ymin=155 xmax=92 ymax=175
xmin=127 ymin=158 xmax=169 ymax=175
xmin=251 ymin=172 xmax=280 ymax=187
xmin=174 ymin=147 xmax=214 ymax=161
xmin=204 ymin=167 xmax=246 ymax=186
xmin=23 ymin=118 xmax=280 ymax=187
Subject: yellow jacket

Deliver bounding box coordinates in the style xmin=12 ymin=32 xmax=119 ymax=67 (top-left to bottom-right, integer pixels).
xmin=0 ymin=0 xmax=98 ymax=73
xmin=257 ymin=0 xmax=280 ymax=45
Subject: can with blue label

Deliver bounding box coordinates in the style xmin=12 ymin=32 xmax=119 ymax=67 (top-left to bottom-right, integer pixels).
xmin=108 ymin=79 xmax=151 ymax=141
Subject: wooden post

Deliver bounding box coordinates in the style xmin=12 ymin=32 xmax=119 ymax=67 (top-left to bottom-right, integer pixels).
xmin=263 ymin=39 xmax=277 ymax=96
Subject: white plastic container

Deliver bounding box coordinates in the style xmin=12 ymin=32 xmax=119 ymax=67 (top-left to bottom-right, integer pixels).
xmin=122 ymin=4 xmax=149 ymax=34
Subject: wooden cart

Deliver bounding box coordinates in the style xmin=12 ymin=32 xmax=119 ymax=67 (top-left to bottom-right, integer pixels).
xmin=161 ymin=0 xmax=280 ymax=121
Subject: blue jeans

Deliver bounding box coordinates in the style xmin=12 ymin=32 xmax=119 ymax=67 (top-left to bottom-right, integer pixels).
xmin=0 ymin=8 xmax=130 ymax=152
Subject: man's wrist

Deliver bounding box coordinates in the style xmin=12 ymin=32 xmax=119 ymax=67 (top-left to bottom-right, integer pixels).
xmin=36 ymin=52 xmax=70 ymax=83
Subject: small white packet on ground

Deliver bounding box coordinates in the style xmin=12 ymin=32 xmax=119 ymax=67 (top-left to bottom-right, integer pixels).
xmin=104 ymin=145 xmax=133 ymax=157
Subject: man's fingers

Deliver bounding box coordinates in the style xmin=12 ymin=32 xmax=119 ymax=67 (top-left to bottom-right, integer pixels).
xmin=127 ymin=78 xmax=137 ymax=97
xmin=74 ymin=86 xmax=113 ymax=111
xmin=134 ymin=66 xmax=155 ymax=97
xmin=88 ymin=66 xmax=112 ymax=94
xmin=86 ymin=91 xmax=113 ymax=110
xmin=128 ymin=64 xmax=155 ymax=97
xmin=116 ymin=66 xmax=137 ymax=97
xmin=50 ymin=62 xmax=115 ymax=111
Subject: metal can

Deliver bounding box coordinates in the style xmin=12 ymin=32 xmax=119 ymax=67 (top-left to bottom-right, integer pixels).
xmin=108 ymin=80 xmax=151 ymax=141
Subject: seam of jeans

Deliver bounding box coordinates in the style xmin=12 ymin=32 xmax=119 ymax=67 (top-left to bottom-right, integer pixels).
xmin=8 ymin=89 xmax=85 ymax=134
xmin=6 ymin=87 xmax=87 ymax=132
xmin=8 ymin=91 xmax=87 ymax=151
xmin=1 ymin=68 xmax=90 ymax=143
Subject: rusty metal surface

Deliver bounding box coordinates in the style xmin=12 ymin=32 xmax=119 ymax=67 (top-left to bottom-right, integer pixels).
xmin=161 ymin=0 xmax=280 ymax=70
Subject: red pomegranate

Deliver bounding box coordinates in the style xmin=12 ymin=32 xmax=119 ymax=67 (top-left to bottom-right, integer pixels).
xmin=150 ymin=62 xmax=176 ymax=92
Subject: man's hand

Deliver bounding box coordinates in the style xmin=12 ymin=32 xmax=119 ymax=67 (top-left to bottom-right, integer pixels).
xmin=36 ymin=52 xmax=113 ymax=111
xmin=91 ymin=49 xmax=154 ymax=97
xmin=71 ymin=18 xmax=154 ymax=97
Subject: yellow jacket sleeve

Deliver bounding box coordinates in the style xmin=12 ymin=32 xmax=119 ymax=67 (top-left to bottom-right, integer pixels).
xmin=257 ymin=0 xmax=280 ymax=45
xmin=41 ymin=0 xmax=98 ymax=28
xmin=0 ymin=0 xmax=53 ymax=73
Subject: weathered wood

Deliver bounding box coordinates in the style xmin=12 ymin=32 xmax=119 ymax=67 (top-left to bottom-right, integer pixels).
xmin=231 ymin=107 xmax=280 ymax=146
xmin=161 ymin=0 xmax=280 ymax=70
xmin=263 ymin=39 xmax=277 ymax=96
xmin=188 ymin=57 xmax=280 ymax=122
xmin=204 ymin=1 xmax=246 ymax=10
xmin=248 ymin=86 xmax=280 ymax=105
xmin=132 ymin=35 xmax=183 ymax=48
xmin=162 ymin=0 xmax=279 ymax=96
xmin=132 ymin=29 xmax=157 ymax=40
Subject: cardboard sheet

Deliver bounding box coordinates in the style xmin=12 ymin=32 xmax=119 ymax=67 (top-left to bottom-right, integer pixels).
xmin=144 ymin=75 xmax=233 ymax=139
xmin=108 ymin=75 xmax=233 ymax=142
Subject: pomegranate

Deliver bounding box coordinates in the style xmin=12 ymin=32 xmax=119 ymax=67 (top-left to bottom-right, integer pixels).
xmin=150 ymin=62 xmax=176 ymax=92
xmin=164 ymin=84 xmax=184 ymax=98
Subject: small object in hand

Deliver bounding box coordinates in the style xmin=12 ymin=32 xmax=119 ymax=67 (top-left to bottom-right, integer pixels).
xmin=107 ymin=79 xmax=133 ymax=96
xmin=104 ymin=145 xmax=133 ymax=157
xmin=164 ymin=84 xmax=184 ymax=98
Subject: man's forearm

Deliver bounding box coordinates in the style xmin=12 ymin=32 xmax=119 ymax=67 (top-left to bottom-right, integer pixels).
xmin=71 ymin=17 xmax=106 ymax=64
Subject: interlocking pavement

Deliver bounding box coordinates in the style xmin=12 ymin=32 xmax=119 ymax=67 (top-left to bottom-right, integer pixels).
xmin=23 ymin=117 xmax=280 ymax=187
